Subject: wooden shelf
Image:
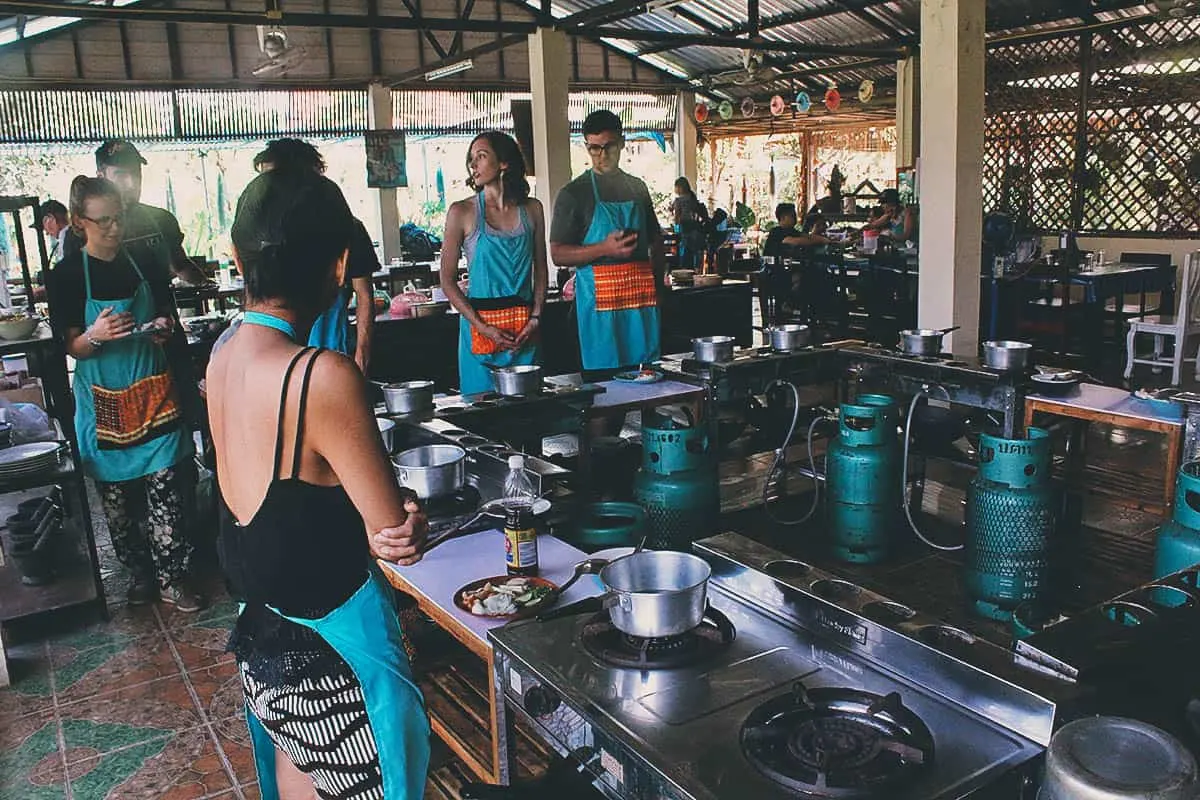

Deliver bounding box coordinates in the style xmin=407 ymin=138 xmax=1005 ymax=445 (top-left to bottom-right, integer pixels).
xmin=0 ymin=516 xmax=100 ymax=622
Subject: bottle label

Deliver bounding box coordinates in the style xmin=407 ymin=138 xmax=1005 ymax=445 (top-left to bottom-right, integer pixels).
xmin=505 ymin=526 xmax=538 ymax=570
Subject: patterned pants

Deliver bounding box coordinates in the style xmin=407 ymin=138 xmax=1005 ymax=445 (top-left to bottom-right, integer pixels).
xmin=97 ymin=464 xmax=193 ymax=591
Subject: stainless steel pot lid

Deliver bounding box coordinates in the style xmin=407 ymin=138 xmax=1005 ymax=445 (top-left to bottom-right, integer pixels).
xmin=693 ymin=335 xmax=735 ymax=344
xmin=984 ymin=340 xmax=1032 ymax=350
xmin=1041 ymin=716 xmax=1198 ymax=800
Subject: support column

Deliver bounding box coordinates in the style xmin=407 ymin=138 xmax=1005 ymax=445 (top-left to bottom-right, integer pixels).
xmin=918 ymin=0 xmax=985 ymax=356
xmin=675 ymin=91 xmax=698 ymax=186
xmin=895 ymin=55 xmax=920 ymax=169
xmin=528 ymin=28 xmax=572 ymax=210
xmin=368 ymin=82 xmax=402 ymax=264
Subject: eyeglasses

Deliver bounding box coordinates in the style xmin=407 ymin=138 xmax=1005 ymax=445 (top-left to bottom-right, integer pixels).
xmin=585 ymin=141 xmax=623 ymax=156
xmin=80 ymin=214 xmax=124 ymax=229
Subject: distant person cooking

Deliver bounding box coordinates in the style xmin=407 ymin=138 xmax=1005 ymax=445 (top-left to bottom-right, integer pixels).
xmin=864 ymin=188 xmax=918 ymax=243
xmin=551 ymin=109 xmax=664 ymax=376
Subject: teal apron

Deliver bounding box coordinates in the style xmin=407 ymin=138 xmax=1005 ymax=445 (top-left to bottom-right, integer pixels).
xmin=244 ymin=568 xmax=431 ymax=800
xmin=308 ymin=287 xmax=352 ymax=355
xmin=457 ymin=193 xmax=537 ymax=394
xmin=74 ymin=250 xmax=191 ymax=483
xmin=574 ymin=171 xmax=660 ymax=370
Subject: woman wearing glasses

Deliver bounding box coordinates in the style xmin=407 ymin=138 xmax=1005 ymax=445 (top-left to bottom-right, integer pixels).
xmin=47 ymin=176 xmax=201 ymax=611
xmin=439 ymin=130 xmax=547 ymax=395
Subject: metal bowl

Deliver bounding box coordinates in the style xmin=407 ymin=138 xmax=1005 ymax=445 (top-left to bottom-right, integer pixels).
xmin=392 ymin=444 xmax=466 ymax=499
xmin=982 ymin=340 xmax=1032 ymax=372
xmin=693 ymin=335 xmax=736 ymax=363
xmin=381 ymin=380 xmax=435 ymax=414
xmin=491 ymin=364 xmax=543 ymax=396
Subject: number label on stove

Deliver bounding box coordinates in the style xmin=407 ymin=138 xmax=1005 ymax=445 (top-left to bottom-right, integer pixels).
xmin=508 ymin=668 xmax=523 ymax=695
xmin=599 ymin=748 xmax=625 ymax=786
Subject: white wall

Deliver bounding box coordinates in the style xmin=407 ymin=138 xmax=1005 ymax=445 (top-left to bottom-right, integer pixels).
xmin=1040 ymin=237 xmax=1200 ymax=264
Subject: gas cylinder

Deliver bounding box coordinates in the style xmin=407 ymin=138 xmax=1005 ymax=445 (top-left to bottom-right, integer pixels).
xmin=633 ymin=411 xmax=719 ymax=551
xmin=1154 ymin=462 xmax=1200 ymax=578
xmin=826 ymin=394 xmax=899 ymax=564
xmin=965 ymin=427 xmax=1057 ymax=621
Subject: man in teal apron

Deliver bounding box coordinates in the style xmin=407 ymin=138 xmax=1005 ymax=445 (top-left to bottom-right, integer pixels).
xmin=550 ymin=109 xmax=665 ymax=376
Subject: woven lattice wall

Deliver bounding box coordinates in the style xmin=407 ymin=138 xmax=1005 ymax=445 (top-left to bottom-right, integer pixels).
xmin=983 ymin=13 xmax=1200 ymax=238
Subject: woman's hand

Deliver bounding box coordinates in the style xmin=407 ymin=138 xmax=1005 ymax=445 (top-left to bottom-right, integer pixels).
xmin=372 ymin=495 xmax=428 ymax=566
xmin=87 ymin=307 xmax=134 ymax=343
xmin=512 ymin=317 xmax=539 ymax=349
xmin=478 ymin=323 xmax=517 ymax=351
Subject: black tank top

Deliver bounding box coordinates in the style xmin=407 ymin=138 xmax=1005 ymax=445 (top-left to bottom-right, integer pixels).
xmin=218 ymin=348 xmax=370 ymax=681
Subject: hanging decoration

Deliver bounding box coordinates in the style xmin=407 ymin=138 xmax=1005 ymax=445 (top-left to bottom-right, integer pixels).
xmin=769 ymin=95 xmax=786 ymax=116
xmin=858 ymin=80 xmax=875 ymax=104
xmin=795 ymin=91 xmax=811 ymax=113
xmin=741 ymin=97 xmax=756 ymax=118
xmin=718 ymin=100 xmax=734 ymax=120
xmin=824 ymin=86 xmax=842 ymax=111
xmin=695 ymin=102 xmax=710 ymax=123
xmin=769 ymin=157 xmax=776 ymax=197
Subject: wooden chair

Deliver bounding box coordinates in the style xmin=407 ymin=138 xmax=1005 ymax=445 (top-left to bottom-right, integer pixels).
xmin=1125 ymin=251 xmax=1200 ymax=385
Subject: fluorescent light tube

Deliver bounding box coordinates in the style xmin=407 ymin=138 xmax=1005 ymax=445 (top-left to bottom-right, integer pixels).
xmin=425 ymin=59 xmax=474 ymax=81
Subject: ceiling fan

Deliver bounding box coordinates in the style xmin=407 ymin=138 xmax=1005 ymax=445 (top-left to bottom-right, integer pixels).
xmin=252 ymin=25 xmax=307 ymax=77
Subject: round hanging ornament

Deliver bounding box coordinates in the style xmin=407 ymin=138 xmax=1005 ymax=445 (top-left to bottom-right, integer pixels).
xmin=695 ymin=103 xmax=710 ymax=123
xmin=824 ymin=86 xmax=842 ymax=111
xmin=795 ymin=91 xmax=811 ymax=112
xmin=741 ymin=97 xmax=756 ymax=118
xmin=770 ymin=94 xmax=786 ymax=116
xmin=858 ymin=79 xmax=874 ymax=104
xmin=718 ymin=100 xmax=734 ymax=120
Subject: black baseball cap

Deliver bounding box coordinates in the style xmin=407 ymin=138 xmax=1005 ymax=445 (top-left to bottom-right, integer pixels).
xmin=29 ymin=199 xmax=67 ymax=228
xmin=95 ymin=139 xmax=148 ymax=170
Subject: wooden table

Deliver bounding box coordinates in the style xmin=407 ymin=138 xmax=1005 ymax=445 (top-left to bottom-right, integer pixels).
xmin=1024 ymin=383 xmax=1185 ymax=512
xmin=378 ymin=531 xmax=598 ymax=784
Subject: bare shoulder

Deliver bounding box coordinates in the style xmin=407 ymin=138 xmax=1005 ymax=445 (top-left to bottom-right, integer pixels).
xmin=524 ymin=197 xmax=545 ymax=219
xmin=309 ymin=348 xmax=364 ymax=393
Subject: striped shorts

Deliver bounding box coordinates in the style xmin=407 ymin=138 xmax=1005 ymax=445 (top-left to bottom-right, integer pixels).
xmin=240 ymin=662 xmax=384 ymax=799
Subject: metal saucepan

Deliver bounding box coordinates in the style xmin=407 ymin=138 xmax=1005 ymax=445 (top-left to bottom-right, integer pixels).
xmin=692 ymin=335 xmax=736 ymax=364
xmin=490 ymin=364 xmax=543 ymax=396
xmin=983 ymin=340 xmax=1032 ymax=372
xmin=899 ymin=326 xmax=960 ymax=356
xmin=1031 ymin=367 xmax=1081 ymax=396
xmin=392 ymin=444 xmax=466 ymax=499
xmin=598 ymin=550 xmax=711 ymax=638
xmin=379 ymin=380 xmax=435 ymax=414
xmin=759 ymin=323 xmax=811 ymax=352
xmin=376 ymin=418 xmax=396 ymax=454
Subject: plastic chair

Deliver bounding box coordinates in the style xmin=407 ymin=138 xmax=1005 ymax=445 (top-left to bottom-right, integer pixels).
xmin=1125 ymin=251 xmax=1200 ymax=385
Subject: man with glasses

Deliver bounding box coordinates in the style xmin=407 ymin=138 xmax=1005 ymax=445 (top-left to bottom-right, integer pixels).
xmin=550 ymin=109 xmax=664 ymax=376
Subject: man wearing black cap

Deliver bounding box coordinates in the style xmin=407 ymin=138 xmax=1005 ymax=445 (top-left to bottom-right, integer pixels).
xmin=31 ymin=199 xmax=69 ymax=267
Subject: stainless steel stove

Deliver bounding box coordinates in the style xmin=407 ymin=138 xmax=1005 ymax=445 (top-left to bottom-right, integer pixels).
xmin=489 ymin=533 xmax=1077 ymax=799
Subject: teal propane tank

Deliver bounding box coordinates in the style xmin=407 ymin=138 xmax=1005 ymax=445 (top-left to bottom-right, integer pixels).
xmin=826 ymin=394 xmax=899 ymax=564
xmin=1154 ymin=462 xmax=1200 ymax=578
xmin=965 ymin=427 xmax=1057 ymax=621
xmin=633 ymin=410 xmax=719 ymax=551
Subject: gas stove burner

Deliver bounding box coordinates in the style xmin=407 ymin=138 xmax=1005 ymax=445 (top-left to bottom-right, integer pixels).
xmin=471 ymin=400 xmax=499 ymax=408
xmin=943 ymin=360 xmax=968 ymax=367
xmin=580 ymin=604 xmax=736 ymax=669
xmin=741 ymin=686 xmax=934 ymax=798
xmin=440 ymin=428 xmax=468 ymax=438
xmin=476 ymin=392 xmax=501 ymax=401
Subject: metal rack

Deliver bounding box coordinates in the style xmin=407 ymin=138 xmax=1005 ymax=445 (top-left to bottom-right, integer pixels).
xmin=0 ymin=196 xmax=107 ymax=637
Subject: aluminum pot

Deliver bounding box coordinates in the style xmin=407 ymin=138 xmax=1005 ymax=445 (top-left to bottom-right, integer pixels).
xmin=381 ymin=380 xmax=435 ymax=414
xmin=392 ymin=444 xmax=466 ymax=499
xmin=899 ymin=327 xmax=957 ymax=356
xmin=376 ymin=418 xmax=396 ymax=454
xmin=983 ymin=340 xmax=1032 ymax=372
xmin=490 ymin=364 xmax=543 ymax=396
xmin=692 ymin=335 xmax=736 ymax=363
xmin=764 ymin=324 xmax=811 ymax=352
xmin=1038 ymin=716 xmax=1198 ymax=800
xmin=598 ymin=550 xmax=711 ymax=638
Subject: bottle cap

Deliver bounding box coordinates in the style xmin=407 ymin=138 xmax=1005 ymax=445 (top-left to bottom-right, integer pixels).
xmin=508 ymin=454 xmax=525 ymax=470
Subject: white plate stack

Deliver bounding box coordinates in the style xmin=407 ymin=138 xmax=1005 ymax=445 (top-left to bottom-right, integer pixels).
xmin=0 ymin=442 xmax=64 ymax=478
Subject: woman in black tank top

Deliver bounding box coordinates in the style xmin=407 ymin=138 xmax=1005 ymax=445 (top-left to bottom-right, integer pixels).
xmin=207 ymin=168 xmax=430 ymax=799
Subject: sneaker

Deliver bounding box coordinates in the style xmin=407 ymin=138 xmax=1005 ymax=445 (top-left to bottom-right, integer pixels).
xmin=126 ymin=576 xmax=158 ymax=606
xmin=160 ymin=585 xmax=205 ymax=613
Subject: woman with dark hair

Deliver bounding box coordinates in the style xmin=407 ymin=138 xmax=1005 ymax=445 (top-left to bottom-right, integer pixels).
xmin=865 ymin=188 xmax=918 ymax=242
xmin=670 ymin=176 xmax=707 ymax=269
xmin=439 ymin=130 xmax=547 ymax=394
xmin=47 ymin=175 xmax=200 ymax=610
xmin=207 ymin=168 xmax=430 ymax=799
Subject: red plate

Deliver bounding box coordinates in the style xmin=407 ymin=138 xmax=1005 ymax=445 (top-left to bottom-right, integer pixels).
xmin=695 ymin=102 xmax=709 ymax=123
xmin=455 ymin=575 xmax=559 ymax=619
xmin=825 ymin=87 xmax=842 ymax=111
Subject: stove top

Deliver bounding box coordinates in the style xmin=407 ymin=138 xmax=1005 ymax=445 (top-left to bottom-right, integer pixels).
xmin=490 ymin=533 xmax=1072 ymax=800
xmin=580 ymin=605 xmax=736 ymax=670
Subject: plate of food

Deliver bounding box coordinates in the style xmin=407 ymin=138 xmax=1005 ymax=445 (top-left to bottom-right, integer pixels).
xmin=455 ymin=575 xmax=558 ymax=618
xmin=613 ymin=367 xmax=664 ymax=384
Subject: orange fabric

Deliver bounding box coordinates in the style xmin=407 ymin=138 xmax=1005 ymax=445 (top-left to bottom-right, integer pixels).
xmin=471 ymin=305 xmax=531 ymax=355
xmin=593 ymin=261 xmax=657 ymax=312
xmin=92 ymin=371 xmax=181 ymax=450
